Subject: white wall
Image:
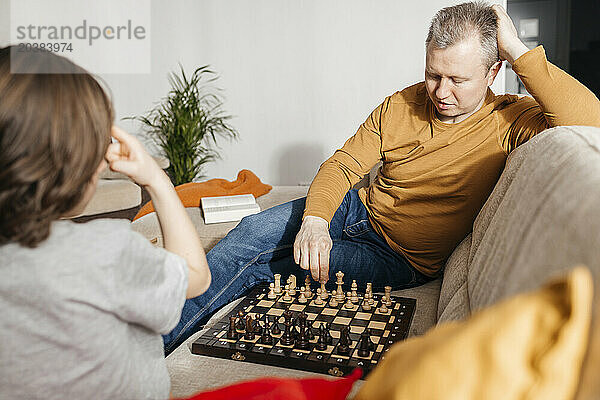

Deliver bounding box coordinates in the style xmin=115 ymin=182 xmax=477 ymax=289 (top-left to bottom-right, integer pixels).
xmin=0 ymin=0 xmax=505 ymax=185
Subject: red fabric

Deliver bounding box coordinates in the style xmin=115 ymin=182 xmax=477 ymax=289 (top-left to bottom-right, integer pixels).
xmin=176 ymin=368 xmax=362 ymax=400
xmin=133 ymin=169 xmax=272 ymax=221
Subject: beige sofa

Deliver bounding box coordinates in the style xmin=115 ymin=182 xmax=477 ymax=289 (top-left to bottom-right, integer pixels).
xmin=134 ymin=125 xmax=600 ymax=399
xmin=72 ymin=157 xmax=169 ymax=220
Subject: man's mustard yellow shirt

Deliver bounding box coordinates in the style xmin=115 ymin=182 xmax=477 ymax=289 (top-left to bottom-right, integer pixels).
xmin=304 ymin=46 xmax=600 ymax=277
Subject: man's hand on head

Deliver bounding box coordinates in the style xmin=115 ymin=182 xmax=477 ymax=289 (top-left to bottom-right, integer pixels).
xmin=294 ymin=216 xmax=332 ymax=283
xmin=493 ymin=4 xmax=530 ymax=65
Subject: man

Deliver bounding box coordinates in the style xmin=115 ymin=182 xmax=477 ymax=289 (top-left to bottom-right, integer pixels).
xmin=164 ymin=2 xmax=600 ymax=354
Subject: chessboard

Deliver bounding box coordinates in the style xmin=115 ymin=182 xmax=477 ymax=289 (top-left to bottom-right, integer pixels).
xmin=191 ymin=273 xmax=416 ymax=378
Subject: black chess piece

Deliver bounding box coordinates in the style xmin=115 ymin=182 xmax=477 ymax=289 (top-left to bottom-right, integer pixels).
xmin=316 ymin=323 xmax=328 ymax=351
xmin=236 ymin=310 xmax=245 ymax=331
xmin=271 ymin=318 xmax=281 ymax=335
xmin=342 ymin=326 xmax=353 ymax=346
xmin=295 ymin=325 xmax=310 ymax=350
xmin=367 ymin=328 xmax=375 ymax=351
xmin=298 ymin=311 xmax=308 ymax=325
xmin=280 ymin=319 xmax=294 ymax=346
xmin=244 ymin=315 xmax=255 ymax=340
xmin=253 ymin=318 xmax=263 ymax=336
xmin=283 ymin=309 xmax=293 ymax=324
xmin=357 ymin=330 xmax=371 ymax=357
xmin=325 ymin=323 xmax=334 ymax=345
xmin=227 ymin=315 xmax=238 ymax=340
xmin=337 ymin=326 xmax=351 ymax=355
xmin=260 ymin=324 xmax=274 ymax=345
xmin=306 ymin=325 xmax=315 ymax=341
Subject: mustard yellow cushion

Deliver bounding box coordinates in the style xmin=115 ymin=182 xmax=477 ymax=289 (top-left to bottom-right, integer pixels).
xmin=354 ymin=266 xmax=593 ymax=400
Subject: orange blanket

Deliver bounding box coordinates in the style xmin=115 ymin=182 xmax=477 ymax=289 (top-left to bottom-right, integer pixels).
xmin=133 ymin=169 xmax=272 ymax=221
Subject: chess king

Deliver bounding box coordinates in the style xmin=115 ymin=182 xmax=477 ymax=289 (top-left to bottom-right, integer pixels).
xmin=163 ymin=2 xmax=600 ymax=353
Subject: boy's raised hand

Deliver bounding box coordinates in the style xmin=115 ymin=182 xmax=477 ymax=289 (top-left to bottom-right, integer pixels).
xmin=106 ymin=126 xmax=165 ymax=188
xmin=107 ymin=125 xmax=211 ymax=298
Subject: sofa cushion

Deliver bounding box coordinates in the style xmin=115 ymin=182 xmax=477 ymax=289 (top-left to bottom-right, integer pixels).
xmin=355 ymin=266 xmax=593 ymax=400
xmin=74 ymin=179 xmax=141 ymax=217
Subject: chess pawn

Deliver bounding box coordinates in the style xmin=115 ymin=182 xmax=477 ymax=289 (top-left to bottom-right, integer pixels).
xmin=304 ymin=284 xmax=312 ymax=300
xmin=344 ymin=292 xmax=354 ymax=309
xmin=378 ymin=301 xmax=389 ymax=314
xmin=236 ymin=311 xmax=245 ymax=330
xmin=268 ymin=283 xmax=277 ymax=299
xmin=227 ymin=316 xmax=238 ymax=339
xmin=273 ymin=273 xmax=282 ymax=294
xmin=320 ymin=282 xmax=328 ymax=300
xmin=271 ymin=319 xmax=281 ymax=335
xmin=329 ymin=291 xmax=339 ymax=307
xmin=304 ymin=275 xmax=312 ymax=298
xmin=351 ymin=289 xmax=359 ymax=304
xmin=244 ymin=315 xmax=255 ymax=340
xmin=314 ymin=289 xmax=324 ymax=306
xmin=336 ymin=287 xmax=345 ymax=303
xmin=282 ymin=284 xmax=292 ymax=302
xmin=298 ymin=288 xmax=307 ymax=303
xmin=361 ymin=298 xmax=371 ymax=311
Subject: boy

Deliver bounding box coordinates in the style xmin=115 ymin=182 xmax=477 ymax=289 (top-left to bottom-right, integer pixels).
xmin=0 ymin=47 xmax=210 ymax=399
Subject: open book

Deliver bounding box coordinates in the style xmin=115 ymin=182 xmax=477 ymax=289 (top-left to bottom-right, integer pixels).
xmin=200 ymin=194 xmax=261 ymax=224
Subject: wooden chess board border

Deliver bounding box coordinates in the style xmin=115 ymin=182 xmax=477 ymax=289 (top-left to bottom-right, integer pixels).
xmin=191 ymin=283 xmax=416 ymax=378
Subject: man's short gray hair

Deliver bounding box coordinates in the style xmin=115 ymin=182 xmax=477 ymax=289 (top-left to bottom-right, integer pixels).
xmin=426 ymin=1 xmax=500 ymax=70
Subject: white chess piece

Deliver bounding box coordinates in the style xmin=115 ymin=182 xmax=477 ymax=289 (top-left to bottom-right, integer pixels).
xmin=384 ymin=286 xmax=392 ymax=306
xmin=287 ymin=275 xmax=297 ymax=296
xmin=314 ymin=289 xmax=324 ymax=306
xmin=330 ymin=290 xmax=339 ymax=307
xmin=268 ymin=283 xmax=276 ymax=299
xmin=304 ymin=275 xmax=312 ymax=298
xmin=378 ymin=302 xmax=388 ymax=313
xmin=362 ymin=299 xmax=371 ymax=311
xmin=344 ymin=292 xmax=354 ymax=309
xmin=320 ymin=282 xmax=328 ymax=300
xmin=283 ymin=284 xmax=292 ymax=302
xmin=274 ymin=273 xmax=282 ymax=295
xmin=298 ymin=287 xmax=307 ymax=303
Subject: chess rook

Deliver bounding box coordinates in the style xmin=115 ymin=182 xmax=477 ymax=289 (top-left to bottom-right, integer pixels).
xmin=273 ymin=274 xmax=282 ymax=295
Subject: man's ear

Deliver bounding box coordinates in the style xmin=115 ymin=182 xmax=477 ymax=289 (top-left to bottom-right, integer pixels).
xmin=486 ymin=60 xmax=503 ymax=86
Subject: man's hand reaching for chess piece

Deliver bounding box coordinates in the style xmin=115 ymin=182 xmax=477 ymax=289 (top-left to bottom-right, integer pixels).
xmin=293 ymin=216 xmax=332 ymax=283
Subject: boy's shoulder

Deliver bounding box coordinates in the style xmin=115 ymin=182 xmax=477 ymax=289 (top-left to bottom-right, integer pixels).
xmin=53 ymin=218 xmax=134 ymax=242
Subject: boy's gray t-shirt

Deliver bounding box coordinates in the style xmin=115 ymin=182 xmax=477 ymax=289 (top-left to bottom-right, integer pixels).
xmin=0 ymin=219 xmax=188 ymax=400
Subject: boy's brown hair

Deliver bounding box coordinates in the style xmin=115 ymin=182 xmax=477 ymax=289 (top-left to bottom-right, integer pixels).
xmin=0 ymin=47 xmax=113 ymax=247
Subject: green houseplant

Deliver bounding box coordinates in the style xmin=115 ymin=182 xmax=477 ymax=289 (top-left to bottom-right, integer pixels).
xmin=133 ymin=65 xmax=238 ymax=186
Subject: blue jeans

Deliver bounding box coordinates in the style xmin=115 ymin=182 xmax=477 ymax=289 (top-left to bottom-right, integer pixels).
xmin=163 ymin=189 xmax=431 ymax=354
